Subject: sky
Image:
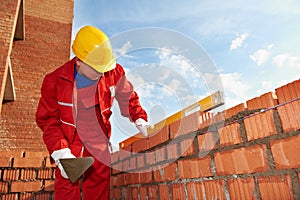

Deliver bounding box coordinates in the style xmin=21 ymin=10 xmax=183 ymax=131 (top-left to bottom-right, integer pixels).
xmin=72 ymin=0 xmax=300 ymax=149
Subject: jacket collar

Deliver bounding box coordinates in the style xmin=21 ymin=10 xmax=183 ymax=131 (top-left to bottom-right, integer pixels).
xmin=59 ymin=57 xmax=77 ymax=82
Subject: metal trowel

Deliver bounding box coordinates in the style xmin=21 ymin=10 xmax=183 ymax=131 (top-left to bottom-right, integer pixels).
xmin=60 ymin=157 xmax=94 ymax=183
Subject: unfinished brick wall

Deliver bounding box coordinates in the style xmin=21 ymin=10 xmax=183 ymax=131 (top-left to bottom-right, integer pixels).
xmin=110 ymin=78 xmax=300 ymax=200
xmin=0 ymin=0 xmax=74 ymax=151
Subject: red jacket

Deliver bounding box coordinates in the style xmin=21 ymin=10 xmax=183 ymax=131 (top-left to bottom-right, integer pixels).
xmin=36 ymin=58 xmax=147 ymax=154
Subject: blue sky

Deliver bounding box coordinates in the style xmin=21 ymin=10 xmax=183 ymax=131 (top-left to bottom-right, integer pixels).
xmin=72 ymin=0 xmax=300 ymax=148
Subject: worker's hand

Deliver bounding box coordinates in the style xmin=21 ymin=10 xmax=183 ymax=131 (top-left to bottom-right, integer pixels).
xmin=135 ymin=118 xmax=151 ymax=137
xmin=51 ymin=148 xmax=76 ymax=179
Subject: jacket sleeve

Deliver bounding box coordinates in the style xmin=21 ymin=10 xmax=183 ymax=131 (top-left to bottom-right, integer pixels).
xmin=114 ymin=64 xmax=148 ymax=122
xmin=36 ymin=74 xmax=69 ymax=154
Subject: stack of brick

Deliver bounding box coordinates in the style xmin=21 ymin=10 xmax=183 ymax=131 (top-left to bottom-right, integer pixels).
xmin=0 ymin=151 xmax=55 ymax=199
xmin=110 ymin=78 xmax=300 ymax=200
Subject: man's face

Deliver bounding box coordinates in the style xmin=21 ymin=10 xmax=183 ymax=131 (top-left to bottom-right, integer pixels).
xmin=76 ymin=59 xmax=103 ymax=80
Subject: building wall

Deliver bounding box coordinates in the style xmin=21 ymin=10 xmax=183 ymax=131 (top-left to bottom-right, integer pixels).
xmin=0 ymin=0 xmax=74 ymax=151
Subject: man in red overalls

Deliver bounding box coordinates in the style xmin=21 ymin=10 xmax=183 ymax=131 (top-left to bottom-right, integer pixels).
xmin=36 ymin=25 xmax=149 ymax=199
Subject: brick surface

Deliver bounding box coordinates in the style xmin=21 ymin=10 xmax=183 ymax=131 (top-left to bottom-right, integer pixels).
xmin=153 ymin=162 xmax=177 ymax=182
xmin=148 ymin=125 xmax=169 ymax=148
xmin=13 ymin=157 xmax=43 ymax=168
xmin=159 ymin=184 xmax=170 ymax=200
xmin=2 ymin=169 xmax=19 ymax=180
xmin=186 ymin=182 xmax=205 ymax=199
xmin=166 ymin=143 xmax=178 ymax=160
xmin=0 ymin=181 xmax=9 ymax=193
xmin=203 ymin=180 xmax=226 ymax=200
xmin=44 ymin=180 xmax=54 ymax=191
xmin=225 ymin=103 xmax=246 ymax=119
xmin=277 ymin=99 xmax=300 ymax=132
xmin=140 ymin=186 xmax=147 ymax=200
xmin=10 ymin=180 xmax=42 ymax=192
xmin=275 ymin=79 xmax=300 ymax=104
xmin=1 ymin=194 xmax=18 ymax=200
xmin=169 ymin=111 xmax=204 ymax=139
xmin=197 ymin=132 xmax=217 ymax=156
xmin=180 ymin=137 xmax=195 ymax=156
xmin=214 ymin=145 xmax=268 ymax=175
xmin=228 ymin=178 xmax=256 ymax=200
xmin=148 ymin=185 xmax=158 ymax=200
xmin=218 ymin=122 xmax=242 ymax=146
xmin=244 ymin=110 xmax=277 ymax=141
xmin=0 ymin=157 xmax=12 ymax=167
xmin=271 ymin=135 xmax=300 ymax=169
xmin=246 ymin=92 xmax=278 ymax=110
xmin=131 ymin=137 xmax=149 ymax=153
xmin=172 ymin=183 xmax=185 ymax=200
xmin=20 ymin=169 xmax=37 ymax=180
xmin=131 ymin=187 xmax=138 ymax=200
xmin=258 ymin=175 xmax=294 ymax=200
xmin=178 ymin=156 xmax=212 ymax=178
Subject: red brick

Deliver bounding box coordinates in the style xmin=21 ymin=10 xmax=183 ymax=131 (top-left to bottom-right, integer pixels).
xmin=132 ymin=137 xmax=149 ymax=153
xmin=45 ymin=156 xmax=55 ymax=167
xmin=169 ymin=111 xmax=206 ymax=139
xmin=225 ymin=103 xmax=246 ymax=119
xmin=218 ymin=122 xmax=242 ymax=146
xmin=153 ymin=162 xmax=177 ymax=182
xmin=277 ymin=99 xmax=300 ymax=132
xmin=136 ymin=154 xmax=145 ymax=169
xmin=203 ymin=180 xmax=226 ymax=200
xmin=180 ymin=137 xmax=195 ymax=156
xmin=178 ymin=156 xmax=212 ymax=178
xmin=214 ymin=145 xmax=268 ymax=175
xmin=155 ymin=147 xmax=166 ymax=163
xmin=110 ymin=188 xmax=122 ymax=200
xmin=35 ymin=193 xmax=51 ymax=200
xmin=148 ymin=125 xmax=169 ymax=148
xmin=197 ymin=132 xmax=216 ymax=156
xmin=37 ymin=169 xmax=52 ymax=179
xmin=10 ymin=180 xmax=42 ymax=192
xmin=20 ymin=169 xmax=36 ymax=180
xmin=13 ymin=157 xmax=43 ymax=168
xmin=159 ymin=184 xmax=170 ymax=200
xmin=0 ymin=157 xmax=12 ymax=167
xmin=139 ymin=171 xmax=153 ymax=184
xmin=172 ymin=183 xmax=185 ymax=200
xmin=258 ymin=175 xmax=294 ymax=200
xmin=1 ymin=194 xmax=18 ymax=200
xmin=111 ymin=151 xmax=119 ymax=164
xmin=44 ymin=180 xmax=54 ymax=191
xmin=118 ymin=148 xmax=132 ymax=161
xmin=123 ymin=159 xmax=130 ymax=172
xmin=228 ymin=178 xmax=256 ymax=200
xmin=145 ymin=151 xmax=155 ymax=165
xmin=0 ymin=181 xmax=9 ymax=193
xmin=2 ymin=169 xmax=19 ymax=180
xmin=131 ymin=187 xmax=138 ymax=200
xmin=166 ymin=143 xmax=178 ymax=160
xmin=129 ymin=157 xmax=137 ymax=170
xmin=186 ymin=182 xmax=205 ymax=199
xmin=246 ymin=92 xmax=278 ymax=110
xmin=244 ymin=110 xmax=277 ymax=141
xmin=148 ymin=185 xmax=158 ymax=200
xmin=275 ymin=79 xmax=300 ymax=104
xmin=19 ymin=193 xmax=34 ymax=199
xmin=271 ymin=135 xmax=300 ymax=169
xmin=212 ymin=111 xmax=226 ymax=123
xmin=140 ymin=186 xmax=147 ymax=200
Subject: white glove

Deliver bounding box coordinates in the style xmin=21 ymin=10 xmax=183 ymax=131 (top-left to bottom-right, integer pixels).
xmin=135 ymin=118 xmax=151 ymax=137
xmin=51 ymin=148 xmax=76 ymax=179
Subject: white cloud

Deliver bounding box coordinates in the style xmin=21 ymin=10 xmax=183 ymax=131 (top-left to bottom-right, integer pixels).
xmin=249 ymin=49 xmax=272 ymax=66
xmin=272 ymin=54 xmax=300 ymax=68
xmin=230 ymin=33 xmax=248 ymax=51
xmin=219 ymin=73 xmax=250 ymax=108
xmin=113 ymin=41 xmax=133 ymax=58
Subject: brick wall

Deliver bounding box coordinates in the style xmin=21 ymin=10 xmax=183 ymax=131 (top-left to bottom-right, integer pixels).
xmin=0 ymin=151 xmax=56 ymax=199
xmin=110 ymin=78 xmax=300 ymax=200
xmin=0 ymin=0 xmax=74 ymax=151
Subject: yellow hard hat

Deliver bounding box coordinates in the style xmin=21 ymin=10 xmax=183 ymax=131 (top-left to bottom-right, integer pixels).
xmin=72 ymin=25 xmax=116 ymax=73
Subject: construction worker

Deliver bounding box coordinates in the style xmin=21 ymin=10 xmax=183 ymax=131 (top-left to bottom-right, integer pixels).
xmin=36 ymin=25 xmax=149 ymax=199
